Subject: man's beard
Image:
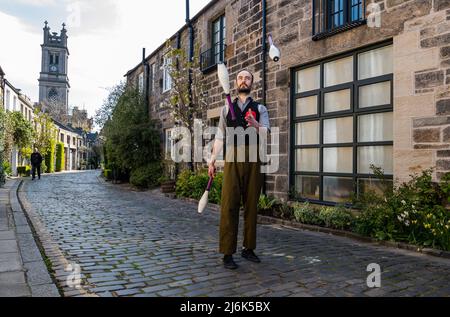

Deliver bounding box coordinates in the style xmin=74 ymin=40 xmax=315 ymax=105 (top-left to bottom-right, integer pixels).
xmin=238 ymin=85 xmax=252 ymax=94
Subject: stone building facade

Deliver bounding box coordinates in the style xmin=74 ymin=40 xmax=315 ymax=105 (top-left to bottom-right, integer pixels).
xmin=126 ymin=0 xmax=450 ymax=205
xmin=53 ymin=120 xmax=83 ymax=171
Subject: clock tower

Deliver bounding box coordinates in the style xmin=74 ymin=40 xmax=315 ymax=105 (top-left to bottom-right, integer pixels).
xmin=38 ymin=21 xmax=70 ymax=116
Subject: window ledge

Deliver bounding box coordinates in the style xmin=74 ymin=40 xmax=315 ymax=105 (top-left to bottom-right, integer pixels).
xmin=201 ymin=63 xmax=219 ymax=74
xmin=312 ymin=19 xmax=367 ymax=41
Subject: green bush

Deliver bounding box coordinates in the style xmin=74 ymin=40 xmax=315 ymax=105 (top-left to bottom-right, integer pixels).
xmin=55 ymin=143 xmax=65 ymax=172
xmin=2 ymin=161 xmax=12 ymax=176
xmin=354 ymin=167 xmax=450 ymax=251
xmin=318 ymin=205 xmax=355 ymax=231
xmin=40 ymin=161 xmax=47 ymax=174
xmin=130 ymin=163 xmax=163 ymax=189
xmin=208 ymin=172 xmax=223 ymax=205
xmin=176 ymin=169 xmax=223 ymax=204
xmin=258 ymin=195 xmax=279 ymax=216
xmin=103 ymin=169 xmax=113 ymax=180
xmin=17 ymin=166 xmax=31 ymax=177
xmin=101 ymin=84 xmax=162 ymax=186
xmin=45 ymin=139 xmax=56 ymax=173
xmin=293 ymin=202 xmax=322 ymax=226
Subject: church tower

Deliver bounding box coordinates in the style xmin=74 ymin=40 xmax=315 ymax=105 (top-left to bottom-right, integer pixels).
xmin=38 ymin=21 xmax=70 ymax=116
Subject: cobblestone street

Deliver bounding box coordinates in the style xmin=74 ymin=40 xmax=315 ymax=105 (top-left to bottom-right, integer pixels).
xmin=19 ymin=171 xmax=450 ymax=297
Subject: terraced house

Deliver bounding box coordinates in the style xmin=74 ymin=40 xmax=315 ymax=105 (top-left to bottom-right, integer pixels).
xmin=125 ymin=0 xmax=450 ymax=205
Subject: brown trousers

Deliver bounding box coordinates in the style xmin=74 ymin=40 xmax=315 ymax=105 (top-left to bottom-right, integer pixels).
xmin=219 ymin=146 xmax=263 ymax=255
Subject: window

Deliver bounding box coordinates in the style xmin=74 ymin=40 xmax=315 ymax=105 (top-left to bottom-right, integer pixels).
xmin=13 ymin=96 xmax=17 ymax=111
xmin=200 ymin=15 xmax=226 ymax=72
xmin=48 ymin=88 xmax=59 ymax=103
xmin=49 ymin=52 xmax=59 ymax=65
xmin=138 ymin=72 xmax=144 ymax=93
xmin=61 ymin=133 xmax=64 ymax=142
xmin=5 ymin=90 xmax=10 ymax=110
xmin=291 ymin=42 xmax=393 ymax=204
xmin=212 ymin=15 xmax=226 ymax=65
xmin=329 ymin=0 xmax=345 ymax=29
xmin=313 ymin=0 xmax=366 ymax=40
xmin=67 ymin=135 xmax=70 ymax=144
xmin=150 ymin=63 xmax=156 ymax=93
xmin=165 ymin=129 xmax=176 ymax=160
xmin=162 ymin=56 xmax=172 ymax=92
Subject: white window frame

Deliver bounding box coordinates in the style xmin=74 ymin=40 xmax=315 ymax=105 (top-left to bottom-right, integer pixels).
xmin=151 ymin=63 xmax=156 ymax=93
xmin=162 ymin=56 xmax=172 ymax=92
xmin=138 ymin=72 xmax=144 ymax=93
xmin=165 ymin=128 xmax=176 ymax=160
xmin=5 ymin=90 xmax=10 ymax=110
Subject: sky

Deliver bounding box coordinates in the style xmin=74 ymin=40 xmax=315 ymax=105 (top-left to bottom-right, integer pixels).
xmin=0 ymin=0 xmax=211 ymax=123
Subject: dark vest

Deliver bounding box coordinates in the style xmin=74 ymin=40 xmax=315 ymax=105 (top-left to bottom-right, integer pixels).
xmin=226 ymin=98 xmax=260 ymax=147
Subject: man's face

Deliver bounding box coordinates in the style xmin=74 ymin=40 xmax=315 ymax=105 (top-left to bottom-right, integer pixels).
xmin=236 ymin=71 xmax=253 ymax=94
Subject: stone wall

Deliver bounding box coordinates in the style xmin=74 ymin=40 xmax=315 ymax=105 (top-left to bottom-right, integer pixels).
xmin=393 ymin=4 xmax=450 ymax=182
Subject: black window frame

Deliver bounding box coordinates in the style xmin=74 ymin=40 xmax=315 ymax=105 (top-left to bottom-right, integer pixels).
xmin=200 ymin=14 xmax=226 ymax=73
xmin=289 ymin=40 xmax=394 ymax=207
xmin=313 ymin=0 xmax=367 ymax=41
xmin=212 ymin=15 xmax=226 ymax=66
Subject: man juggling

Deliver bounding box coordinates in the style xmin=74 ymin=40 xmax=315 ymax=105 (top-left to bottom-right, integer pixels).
xmin=208 ymin=66 xmax=271 ymax=270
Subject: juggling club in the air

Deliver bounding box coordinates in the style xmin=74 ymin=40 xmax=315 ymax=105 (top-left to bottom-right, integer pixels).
xmin=217 ymin=62 xmax=236 ymax=121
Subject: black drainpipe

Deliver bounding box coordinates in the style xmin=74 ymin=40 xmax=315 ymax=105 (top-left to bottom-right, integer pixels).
xmin=142 ymin=48 xmax=149 ymax=119
xmin=262 ymin=0 xmax=267 ymax=195
xmin=186 ymin=0 xmax=194 ymax=171
xmin=186 ymin=0 xmax=194 ymax=114
xmin=186 ymin=0 xmax=194 ymax=64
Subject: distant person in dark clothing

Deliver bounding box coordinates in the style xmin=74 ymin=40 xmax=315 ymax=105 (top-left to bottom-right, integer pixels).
xmin=30 ymin=148 xmax=43 ymax=180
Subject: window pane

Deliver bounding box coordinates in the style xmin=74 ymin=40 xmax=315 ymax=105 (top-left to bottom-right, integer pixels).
xmin=214 ymin=20 xmax=220 ymax=33
xmin=323 ymin=147 xmax=353 ymax=173
xmin=324 ymin=117 xmax=353 ymax=144
xmin=324 ymin=89 xmax=351 ymax=113
xmin=296 ymin=121 xmax=320 ymax=145
xmin=359 ymin=81 xmax=391 ymax=108
xmin=296 ymin=95 xmax=318 ymax=117
xmin=358 ymin=146 xmax=393 ymax=174
xmin=357 ymin=178 xmax=393 ymax=197
xmin=295 ymin=176 xmax=320 ymax=200
xmin=358 ymin=112 xmax=393 ymax=142
xmin=324 ymin=56 xmax=353 ymax=87
xmin=296 ymin=65 xmax=320 ymax=93
xmin=358 ymin=45 xmax=393 ymax=80
xmin=351 ymin=0 xmax=363 ymax=21
xmin=296 ymin=149 xmax=320 ymax=172
xmin=323 ymin=177 xmax=353 ymax=203
xmin=331 ymin=0 xmax=344 ymax=28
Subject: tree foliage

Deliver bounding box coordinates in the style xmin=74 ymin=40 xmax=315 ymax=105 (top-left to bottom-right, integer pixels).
xmin=33 ymin=109 xmax=57 ymax=157
xmin=102 ymin=84 xmax=162 ymax=186
xmin=95 ymin=82 xmax=126 ymax=128
xmin=55 ymin=142 xmax=65 ymax=172
xmin=166 ymin=43 xmax=207 ymax=171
